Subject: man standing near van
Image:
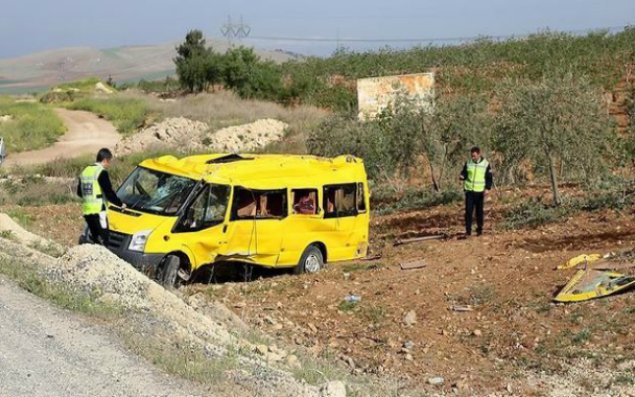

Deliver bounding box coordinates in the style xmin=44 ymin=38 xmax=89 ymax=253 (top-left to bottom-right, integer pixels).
xmin=459 ymin=147 xmax=493 ymax=237
xmin=77 ymin=148 xmax=125 ymax=245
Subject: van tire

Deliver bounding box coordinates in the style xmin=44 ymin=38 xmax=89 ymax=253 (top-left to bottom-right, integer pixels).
xmin=158 ymin=255 xmax=180 ymax=288
xmin=295 ymin=245 xmax=324 ymax=274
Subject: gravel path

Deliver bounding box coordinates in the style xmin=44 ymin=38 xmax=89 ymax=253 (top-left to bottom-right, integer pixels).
xmin=0 ymin=276 xmax=204 ymax=397
xmin=3 ymin=108 xmax=120 ymax=167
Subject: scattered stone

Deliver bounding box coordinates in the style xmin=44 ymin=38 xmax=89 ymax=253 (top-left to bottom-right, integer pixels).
xmin=473 ymin=329 xmax=483 ymax=337
xmin=307 ymin=323 xmax=318 ymax=334
xmin=319 ymin=380 xmax=347 ymax=397
xmin=286 ymin=354 xmax=301 ymax=369
xmin=428 ymin=376 xmax=445 ymax=386
xmin=264 ymin=315 xmax=276 ymax=325
xmin=403 ymin=340 xmax=415 ymax=350
xmin=617 ymin=360 xmax=635 ymax=371
xmin=254 ymin=344 xmax=269 ymax=356
xmin=404 ymin=353 xmax=413 ymax=361
xmin=265 ymin=352 xmax=284 ymax=362
xmin=403 ymin=310 xmax=417 ymax=326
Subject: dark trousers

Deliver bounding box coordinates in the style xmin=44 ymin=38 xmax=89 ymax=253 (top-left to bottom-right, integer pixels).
xmin=464 ymin=191 xmax=484 ymax=235
xmin=84 ymin=214 xmax=108 ymax=245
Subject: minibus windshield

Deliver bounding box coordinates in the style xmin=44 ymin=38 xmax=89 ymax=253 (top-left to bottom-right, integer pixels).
xmin=118 ymin=167 xmax=196 ymax=215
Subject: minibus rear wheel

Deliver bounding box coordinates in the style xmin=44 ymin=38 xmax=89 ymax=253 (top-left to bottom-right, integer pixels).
xmin=295 ymin=245 xmax=324 ymax=274
xmin=157 ymin=254 xmax=180 ymax=288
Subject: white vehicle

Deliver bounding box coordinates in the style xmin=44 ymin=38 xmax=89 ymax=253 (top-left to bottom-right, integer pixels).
xmin=0 ymin=137 xmax=5 ymax=165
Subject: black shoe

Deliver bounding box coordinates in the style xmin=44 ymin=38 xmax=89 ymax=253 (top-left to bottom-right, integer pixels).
xmin=476 ymin=230 xmax=483 ymax=236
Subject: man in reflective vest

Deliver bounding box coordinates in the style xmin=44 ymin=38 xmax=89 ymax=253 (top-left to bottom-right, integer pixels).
xmin=76 ymin=148 xmax=125 ymax=245
xmin=459 ymin=146 xmax=493 ymax=236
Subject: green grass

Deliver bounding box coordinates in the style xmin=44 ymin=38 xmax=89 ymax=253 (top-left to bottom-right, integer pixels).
xmin=65 ymin=96 xmax=148 ymax=135
xmin=0 ymin=176 xmax=78 ymax=206
xmin=6 ymin=207 xmax=33 ymax=227
xmin=0 ymin=96 xmax=66 ymax=152
xmin=56 ymin=77 xmax=105 ymax=92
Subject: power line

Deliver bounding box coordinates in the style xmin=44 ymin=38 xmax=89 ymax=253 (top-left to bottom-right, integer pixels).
xmin=246 ymin=25 xmax=629 ymax=44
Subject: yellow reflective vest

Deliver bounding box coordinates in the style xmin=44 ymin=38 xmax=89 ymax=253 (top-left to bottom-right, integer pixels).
xmin=80 ymin=164 xmax=105 ymax=215
xmin=464 ymin=159 xmax=489 ymax=193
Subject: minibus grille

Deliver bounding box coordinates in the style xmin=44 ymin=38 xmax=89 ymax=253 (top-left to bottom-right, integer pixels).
xmin=107 ymin=231 xmax=130 ymax=250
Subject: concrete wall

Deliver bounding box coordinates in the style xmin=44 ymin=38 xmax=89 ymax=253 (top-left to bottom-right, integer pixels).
xmin=357 ymin=72 xmax=435 ymax=121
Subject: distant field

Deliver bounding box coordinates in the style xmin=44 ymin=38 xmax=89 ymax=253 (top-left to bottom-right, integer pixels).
xmin=0 ymin=40 xmax=299 ymax=94
xmin=0 ymin=97 xmax=66 ymax=153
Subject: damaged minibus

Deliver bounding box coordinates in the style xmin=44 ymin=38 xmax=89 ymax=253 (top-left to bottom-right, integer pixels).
xmin=83 ymin=153 xmax=370 ymax=286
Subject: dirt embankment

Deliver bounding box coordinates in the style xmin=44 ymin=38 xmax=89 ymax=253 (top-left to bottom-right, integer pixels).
xmin=116 ymin=117 xmax=288 ymax=155
xmin=0 ymin=216 xmax=376 ymax=397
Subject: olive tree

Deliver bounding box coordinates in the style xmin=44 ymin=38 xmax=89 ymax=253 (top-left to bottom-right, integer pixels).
xmin=492 ymin=75 xmax=616 ymax=205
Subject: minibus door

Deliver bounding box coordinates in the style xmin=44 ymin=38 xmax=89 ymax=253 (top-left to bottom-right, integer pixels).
xmin=222 ymin=188 xmax=285 ymax=266
xmin=322 ymin=184 xmax=359 ymax=259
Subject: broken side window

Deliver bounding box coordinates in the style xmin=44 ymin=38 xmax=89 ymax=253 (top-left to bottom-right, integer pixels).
xmin=292 ymin=189 xmax=318 ymax=215
xmin=357 ymin=182 xmax=367 ymax=213
xmin=175 ymin=184 xmax=230 ymax=232
xmin=323 ymin=183 xmax=357 ymax=218
xmin=231 ymin=187 xmax=288 ymax=220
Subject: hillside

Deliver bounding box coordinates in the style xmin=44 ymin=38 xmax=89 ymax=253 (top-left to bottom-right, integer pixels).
xmin=0 ymin=39 xmax=299 ymax=94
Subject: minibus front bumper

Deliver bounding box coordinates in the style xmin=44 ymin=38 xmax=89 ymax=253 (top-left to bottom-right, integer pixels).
xmin=102 ymin=230 xmax=164 ymax=272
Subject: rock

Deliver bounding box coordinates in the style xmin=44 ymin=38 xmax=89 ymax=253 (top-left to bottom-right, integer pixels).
xmin=404 ymin=353 xmax=413 ymax=361
xmin=264 ymin=315 xmax=276 ymax=325
xmin=345 ymin=355 xmax=355 ymax=369
xmin=428 ymin=376 xmax=444 ymax=386
xmin=286 ymin=354 xmax=302 ymax=369
xmin=617 ymin=360 xmax=635 ymax=371
xmin=403 ymin=340 xmax=415 ymax=350
xmin=403 ymin=310 xmax=417 ymax=326
xmin=453 ymin=380 xmax=469 ymax=391
xmin=254 ymin=344 xmax=268 ymax=356
xmin=473 ymin=329 xmax=482 ymax=337
xmin=319 ymin=380 xmax=347 ymax=397
xmin=307 ymin=323 xmax=318 ymax=333
xmin=265 ymin=352 xmax=284 ymax=362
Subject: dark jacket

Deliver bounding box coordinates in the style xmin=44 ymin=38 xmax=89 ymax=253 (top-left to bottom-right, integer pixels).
xmin=460 ymin=158 xmax=493 ymax=191
xmin=76 ymin=169 xmax=123 ymax=209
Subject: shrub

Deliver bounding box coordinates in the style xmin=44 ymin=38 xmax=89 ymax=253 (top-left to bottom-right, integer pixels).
xmin=502 ymin=197 xmax=570 ymax=229
xmin=372 ymin=186 xmax=462 ymax=215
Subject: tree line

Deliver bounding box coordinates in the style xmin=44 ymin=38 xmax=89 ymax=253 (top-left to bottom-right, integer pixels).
xmin=174 ymin=30 xmax=284 ymax=101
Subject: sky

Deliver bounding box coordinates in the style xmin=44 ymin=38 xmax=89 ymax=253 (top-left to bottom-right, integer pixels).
xmin=0 ymin=0 xmax=633 ymax=59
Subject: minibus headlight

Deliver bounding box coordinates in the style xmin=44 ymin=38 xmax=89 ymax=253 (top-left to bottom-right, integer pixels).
xmin=129 ymin=230 xmax=151 ymax=252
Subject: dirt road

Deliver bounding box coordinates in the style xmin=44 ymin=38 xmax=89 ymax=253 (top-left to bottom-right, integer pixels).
xmin=3 ymin=108 xmax=120 ymax=167
xmin=0 ymin=277 xmax=203 ymax=397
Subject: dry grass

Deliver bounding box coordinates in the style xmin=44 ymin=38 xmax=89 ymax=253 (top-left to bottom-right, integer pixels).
xmin=124 ymin=90 xmax=329 ymax=153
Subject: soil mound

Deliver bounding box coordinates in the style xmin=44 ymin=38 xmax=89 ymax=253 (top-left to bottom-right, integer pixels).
xmin=116 ymin=117 xmax=209 ymax=155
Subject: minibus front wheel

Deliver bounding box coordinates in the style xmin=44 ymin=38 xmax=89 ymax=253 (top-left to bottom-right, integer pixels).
xmin=295 ymin=245 xmax=324 ymax=274
xmin=157 ymin=254 xmax=180 ymax=288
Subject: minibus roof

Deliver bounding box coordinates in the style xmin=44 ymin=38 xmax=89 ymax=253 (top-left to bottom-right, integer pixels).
xmin=139 ymin=153 xmax=367 ymax=189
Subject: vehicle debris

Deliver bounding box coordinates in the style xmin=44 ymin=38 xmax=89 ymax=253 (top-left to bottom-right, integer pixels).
xmin=400 ymin=259 xmax=427 ymax=270
xmin=557 ymin=253 xmax=602 ymax=270
xmin=554 ymin=268 xmax=635 ymax=302
xmin=450 ymin=304 xmax=474 ymax=312
xmin=394 ymin=233 xmax=446 ymax=246
xmin=344 ymin=294 xmax=361 ymax=304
